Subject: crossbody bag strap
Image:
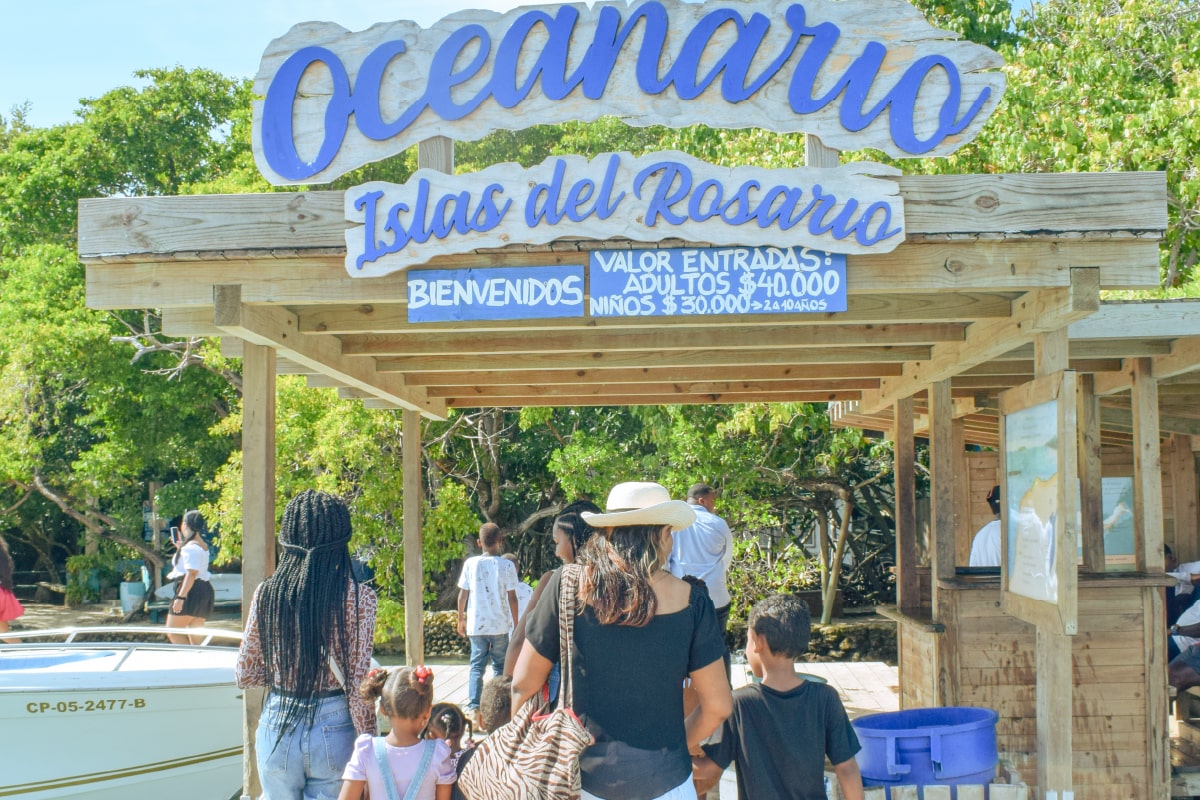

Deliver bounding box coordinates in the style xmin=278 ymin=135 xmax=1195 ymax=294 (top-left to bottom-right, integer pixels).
xmin=558 ymin=564 xmax=582 ymax=710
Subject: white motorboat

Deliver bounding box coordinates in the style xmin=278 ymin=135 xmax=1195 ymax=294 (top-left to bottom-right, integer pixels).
xmin=0 ymin=626 xmax=244 ymax=800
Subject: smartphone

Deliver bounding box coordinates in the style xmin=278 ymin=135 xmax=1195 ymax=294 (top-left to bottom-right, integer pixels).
xmin=170 ymin=526 xmax=182 ymax=546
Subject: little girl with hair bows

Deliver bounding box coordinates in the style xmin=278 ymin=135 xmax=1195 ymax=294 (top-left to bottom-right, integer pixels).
xmin=339 ymin=666 xmax=456 ymax=800
xmin=425 ymin=702 xmax=475 ymax=769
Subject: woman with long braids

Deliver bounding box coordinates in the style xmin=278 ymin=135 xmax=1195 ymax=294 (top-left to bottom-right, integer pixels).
xmin=236 ymin=489 xmax=378 ymax=800
xmin=512 ymin=482 xmax=732 ymax=800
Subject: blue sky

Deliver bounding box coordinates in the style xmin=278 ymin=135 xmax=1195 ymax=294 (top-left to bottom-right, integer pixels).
xmin=0 ymin=1 xmax=527 ymax=129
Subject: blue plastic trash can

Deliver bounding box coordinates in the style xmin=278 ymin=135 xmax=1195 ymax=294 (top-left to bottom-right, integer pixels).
xmin=852 ymin=706 xmax=999 ymax=798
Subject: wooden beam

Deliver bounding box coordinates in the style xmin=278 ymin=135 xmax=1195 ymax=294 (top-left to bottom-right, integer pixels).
xmin=83 ymin=239 xmax=1158 ymax=310
xmin=404 ymin=366 xmax=887 ymax=387
xmin=429 ymin=382 xmax=868 ymax=399
xmin=861 ymin=268 xmax=1101 ymax=414
xmin=446 ymin=390 xmax=866 ymax=407
xmin=211 ymin=285 xmax=446 ymax=419
xmin=1068 ymin=301 xmax=1200 ymax=340
xmin=930 ymin=380 xmax=957 ymax=587
xmin=962 ymin=358 xmax=1122 ymax=376
xmin=294 ymin=292 xmax=1017 ymax=334
xmin=1131 ymin=358 xmax=1165 ymax=572
xmin=75 ymin=173 xmax=1168 ymax=260
xmin=893 ymin=396 xmax=919 ymax=616
xmin=1153 ymin=336 xmax=1200 ymax=380
xmin=403 ymin=409 xmax=424 ymax=665
xmin=1078 ymin=373 xmax=1105 ymax=572
xmin=241 ymin=342 xmax=275 ymax=800
xmin=1171 ymin=434 xmax=1200 ymax=559
xmin=1098 ymin=406 xmax=1200 ymax=437
xmin=375 ymin=346 xmax=932 ymax=374
xmin=342 ymin=323 xmax=965 ymax=357
xmin=1036 ymin=628 xmax=1074 ymax=796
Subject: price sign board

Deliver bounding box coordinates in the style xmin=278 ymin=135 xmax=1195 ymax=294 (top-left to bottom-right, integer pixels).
xmin=589 ymin=246 xmax=847 ymax=317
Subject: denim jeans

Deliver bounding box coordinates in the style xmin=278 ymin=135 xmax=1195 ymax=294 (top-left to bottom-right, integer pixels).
xmin=467 ymin=632 xmax=509 ymax=709
xmin=256 ymin=692 xmax=355 ymax=800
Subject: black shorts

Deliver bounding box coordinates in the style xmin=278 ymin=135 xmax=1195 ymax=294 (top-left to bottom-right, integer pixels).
xmin=173 ymin=578 xmax=215 ymax=619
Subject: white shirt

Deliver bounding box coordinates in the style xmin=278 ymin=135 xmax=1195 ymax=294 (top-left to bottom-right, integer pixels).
xmin=514 ymin=581 xmax=534 ymax=621
xmin=969 ymin=519 xmax=1002 ymax=567
xmin=457 ymin=554 xmax=519 ymax=636
xmin=1174 ymin=596 xmax=1200 ymax=651
xmin=1169 ymin=561 xmax=1200 ymax=595
xmin=668 ymin=504 xmax=734 ymax=608
xmin=167 ymin=540 xmax=211 ymax=580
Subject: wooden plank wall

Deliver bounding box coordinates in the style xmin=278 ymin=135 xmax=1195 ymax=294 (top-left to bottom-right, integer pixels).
xmin=897 ymin=583 xmax=1160 ymax=798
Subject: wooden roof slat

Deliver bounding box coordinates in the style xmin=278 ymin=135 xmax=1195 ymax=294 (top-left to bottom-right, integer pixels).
xmin=373 ymin=346 xmax=932 ymax=374
xmin=429 ymin=382 xmax=867 ymax=399
xmin=340 ymin=323 xmax=965 ymax=357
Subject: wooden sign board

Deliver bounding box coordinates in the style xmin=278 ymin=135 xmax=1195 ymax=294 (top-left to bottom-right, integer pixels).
xmin=999 ymin=370 xmax=1080 ymax=636
xmin=253 ymin=0 xmax=1006 ymax=185
xmin=344 ymin=152 xmax=903 ymax=276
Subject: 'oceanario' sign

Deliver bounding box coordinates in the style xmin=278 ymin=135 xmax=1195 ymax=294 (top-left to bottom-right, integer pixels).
xmin=344 ymin=151 xmax=903 ymax=277
xmin=254 ymin=0 xmax=1006 ymax=185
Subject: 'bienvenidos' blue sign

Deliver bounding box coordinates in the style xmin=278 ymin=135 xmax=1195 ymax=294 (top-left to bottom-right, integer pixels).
xmin=590 ymin=246 xmax=846 ymax=317
xmin=407 ymin=266 xmax=585 ymax=323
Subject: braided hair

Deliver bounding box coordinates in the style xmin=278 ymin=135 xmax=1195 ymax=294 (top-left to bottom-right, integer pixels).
xmin=426 ymin=701 xmax=473 ymax=747
xmin=554 ymin=499 xmax=602 ymax=562
xmin=257 ymin=489 xmax=359 ymax=740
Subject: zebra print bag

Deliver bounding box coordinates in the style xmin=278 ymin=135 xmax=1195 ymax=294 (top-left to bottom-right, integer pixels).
xmin=458 ymin=563 xmax=594 ymax=800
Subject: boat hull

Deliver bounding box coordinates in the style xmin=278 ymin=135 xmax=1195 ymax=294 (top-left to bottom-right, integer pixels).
xmin=0 ymin=633 xmax=244 ymax=800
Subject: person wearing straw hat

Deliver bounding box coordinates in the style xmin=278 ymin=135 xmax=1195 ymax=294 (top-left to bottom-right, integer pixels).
xmin=512 ymin=481 xmax=733 ymax=800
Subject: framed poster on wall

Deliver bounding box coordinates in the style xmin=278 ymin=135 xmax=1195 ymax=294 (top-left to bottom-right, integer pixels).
xmin=999 ymin=370 xmax=1079 ymax=636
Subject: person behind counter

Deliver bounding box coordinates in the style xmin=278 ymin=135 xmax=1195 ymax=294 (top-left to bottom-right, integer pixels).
xmin=165 ymin=510 xmax=214 ymax=644
xmin=968 ymin=485 xmax=1002 ymax=568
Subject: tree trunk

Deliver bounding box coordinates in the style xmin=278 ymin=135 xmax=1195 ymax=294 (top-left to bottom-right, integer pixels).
xmin=822 ymin=490 xmax=854 ymax=624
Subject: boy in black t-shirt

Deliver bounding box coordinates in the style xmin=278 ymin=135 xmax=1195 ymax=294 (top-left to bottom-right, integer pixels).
xmin=693 ymin=594 xmax=864 ymax=800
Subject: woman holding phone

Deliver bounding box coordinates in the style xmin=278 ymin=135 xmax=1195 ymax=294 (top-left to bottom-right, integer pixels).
xmin=166 ymin=509 xmax=214 ymax=643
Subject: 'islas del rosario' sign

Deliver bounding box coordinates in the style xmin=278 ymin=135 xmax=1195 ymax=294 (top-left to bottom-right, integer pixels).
xmin=253 ymin=0 xmax=1006 ymax=185
xmin=406 ymin=247 xmax=844 ymax=323
xmin=345 ymin=151 xmax=902 ymax=277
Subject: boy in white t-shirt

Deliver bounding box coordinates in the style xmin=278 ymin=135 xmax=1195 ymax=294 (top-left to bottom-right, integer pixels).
xmin=456 ymin=523 xmax=519 ymax=713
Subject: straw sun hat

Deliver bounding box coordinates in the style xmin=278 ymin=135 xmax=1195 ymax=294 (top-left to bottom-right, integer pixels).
xmin=582 ymin=482 xmax=696 ymax=531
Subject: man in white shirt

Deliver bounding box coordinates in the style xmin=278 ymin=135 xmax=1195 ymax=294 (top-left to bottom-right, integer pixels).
xmin=968 ymin=485 xmax=1002 ymax=567
xmin=456 ymin=523 xmax=519 ymax=713
xmin=669 ymin=482 xmax=734 ymax=679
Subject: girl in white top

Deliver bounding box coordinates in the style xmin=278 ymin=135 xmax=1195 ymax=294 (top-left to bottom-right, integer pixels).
xmin=166 ymin=510 xmax=213 ymax=644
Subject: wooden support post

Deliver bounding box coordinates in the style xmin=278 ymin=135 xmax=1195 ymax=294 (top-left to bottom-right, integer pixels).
xmin=1036 ymin=628 xmax=1073 ymax=795
xmin=241 ymin=341 xmax=276 ymax=800
xmin=1171 ymin=433 xmax=1200 ymax=558
xmin=418 ymin=136 xmax=454 ymax=174
xmin=1144 ymin=581 xmax=1170 ymax=796
xmin=403 ymin=409 xmax=424 ymax=665
xmin=1077 ymin=373 xmax=1105 ymax=572
xmin=930 ymin=380 xmax=956 ymax=588
xmin=804 ymin=133 xmax=840 ymax=168
xmin=1033 ymin=328 xmax=1073 ymax=798
xmin=894 ymin=396 xmax=919 ymax=616
xmin=953 ymin=417 xmax=968 ymax=565
xmin=1130 ymin=357 xmax=1164 ymax=572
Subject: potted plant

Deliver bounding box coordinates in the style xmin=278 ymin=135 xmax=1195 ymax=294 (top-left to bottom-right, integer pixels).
xmin=119 ymin=566 xmax=147 ymax=614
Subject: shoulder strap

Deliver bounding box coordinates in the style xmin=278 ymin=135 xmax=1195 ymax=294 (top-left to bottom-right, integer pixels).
xmin=558 ymin=564 xmax=582 ymax=710
xmin=372 ymin=738 xmax=403 ymax=800
xmin=402 ymin=740 xmax=437 ymax=800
